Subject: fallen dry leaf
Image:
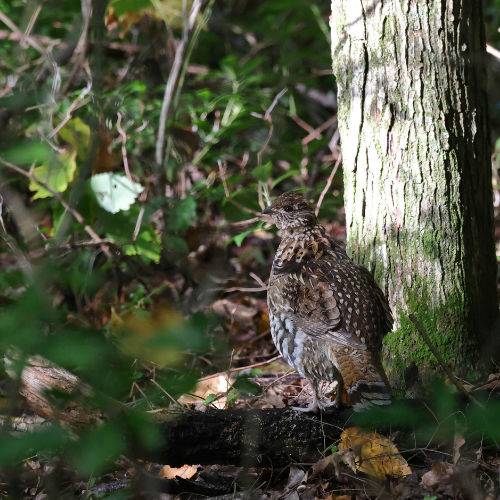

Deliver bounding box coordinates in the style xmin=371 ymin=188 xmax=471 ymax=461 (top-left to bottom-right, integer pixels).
xmin=212 ymin=299 xmax=258 ymax=326
xmin=284 ymin=465 xmax=307 ymax=491
xmin=421 ymin=461 xmax=455 ymax=488
xmin=310 ymin=449 xmax=357 ymax=480
xmin=159 ymin=464 xmax=197 ymax=480
xmin=338 ymin=427 xmax=412 ymax=480
xmin=453 ymin=433 xmax=465 ymax=465
xmin=178 ymin=374 xmax=230 ymax=409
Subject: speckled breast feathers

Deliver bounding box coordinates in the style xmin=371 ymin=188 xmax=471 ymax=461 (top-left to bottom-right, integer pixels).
xmin=264 ymin=192 xmax=393 ymax=411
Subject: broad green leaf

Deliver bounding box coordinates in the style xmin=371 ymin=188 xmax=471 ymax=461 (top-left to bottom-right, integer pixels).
xmin=0 ymin=426 xmax=68 ymax=465
xmin=2 ymin=140 xmax=51 ymax=166
xmin=58 ymin=117 xmax=90 ymax=160
xmin=232 ymin=375 xmax=261 ymax=396
xmin=29 ymin=151 xmax=77 ymax=199
xmin=203 ymin=393 xmax=217 ymax=406
xmin=110 ymin=0 xmax=151 ymax=16
xmin=228 ymin=229 xmax=253 ymax=247
xmin=72 ymin=423 xmax=126 ymax=475
xmin=166 ymin=196 xmax=197 ymax=232
xmin=123 ymin=226 xmax=161 ymax=263
xmin=90 ymin=173 xmax=144 ymax=213
xmin=164 ymin=234 xmax=189 ymax=255
xmin=271 ymin=168 xmax=300 ymax=188
xmin=251 ymin=162 xmax=272 ymax=182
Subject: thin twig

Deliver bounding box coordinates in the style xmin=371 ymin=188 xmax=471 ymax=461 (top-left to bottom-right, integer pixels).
xmin=0 ymin=9 xmax=61 ymax=99
xmin=0 ymin=10 xmax=45 ymax=54
xmin=487 ymin=43 xmax=500 ymax=61
xmin=409 ymin=314 xmax=484 ymax=408
xmin=251 ymin=88 xmax=287 ymax=167
xmin=218 ymin=159 xmax=230 ymax=198
xmin=302 ymin=115 xmax=337 ymax=145
xmin=47 ymin=82 xmax=92 ymax=139
xmin=198 ymin=355 xmax=282 ymax=382
xmin=228 ymin=198 xmax=261 ymax=216
xmin=116 ymin=111 xmax=134 ymax=185
xmin=264 ymin=87 xmax=287 ymax=120
xmin=21 ymin=3 xmax=42 ymax=50
xmin=132 ymin=205 xmax=145 ymax=243
xmin=315 ymin=152 xmax=342 ymax=216
xmin=223 ymin=285 xmax=267 ymax=293
xmin=149 ymin=378 xmax=184 ymax=408
xmin=0 ymin=157 xmax=112 ymax=257
xmin=249 ymin=272 xmax=267 ymax=288
xmin=290 ymin=114 xmax=316 ymax=134
xmin=223 ymin=216 xmax=260 ymax=227
xmin=155 ymin=0 xmax=204 ymax=166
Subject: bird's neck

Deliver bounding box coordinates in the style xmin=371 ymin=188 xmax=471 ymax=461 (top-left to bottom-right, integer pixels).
xmin=275 ymin=224 xmax=328 ymax=263
xmin=279 ymin=224 xmax=325 ymax=242
xmin=273 ymin=224 xmax=346 ymax=271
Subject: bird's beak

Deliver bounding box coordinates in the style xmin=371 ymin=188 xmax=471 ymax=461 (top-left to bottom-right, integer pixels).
xmin=261 ymin=206 xmax=274 ymax=223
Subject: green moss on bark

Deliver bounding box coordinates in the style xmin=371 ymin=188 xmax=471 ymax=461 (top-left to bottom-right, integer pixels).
xmin=382 ymin=285 xmax=478 ymax=387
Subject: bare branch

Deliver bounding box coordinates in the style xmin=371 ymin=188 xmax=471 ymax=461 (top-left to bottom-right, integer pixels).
xmin=155 ymin=0 xmax=204 ymax=166
xmin=302 ymin=115 xmax=337 ymax=145
xmin=315 ymin=152 xmax=342 ymax=216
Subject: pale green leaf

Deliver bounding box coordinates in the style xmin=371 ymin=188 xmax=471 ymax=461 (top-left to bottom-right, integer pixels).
xmin=90 ymin=173 xmax=144 ymax=214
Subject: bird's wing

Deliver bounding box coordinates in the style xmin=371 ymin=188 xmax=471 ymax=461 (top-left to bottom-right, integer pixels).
xmin=269 ymin=256 xmax=392 ymax=350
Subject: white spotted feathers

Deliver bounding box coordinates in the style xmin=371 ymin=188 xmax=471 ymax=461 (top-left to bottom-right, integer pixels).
xmin=263 ymin=192 xmax=393 ymax=412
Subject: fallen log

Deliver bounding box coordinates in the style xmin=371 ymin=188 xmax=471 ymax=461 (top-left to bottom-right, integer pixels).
xmin=143 ymin=407 xmax=354 ymax=467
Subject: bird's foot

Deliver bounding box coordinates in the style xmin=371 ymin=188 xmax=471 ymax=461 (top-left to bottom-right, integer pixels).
xmin=291 ymin=397 xmax=319 ymax=413
xmin=318 ymin=398 xmax=343 ymax=411
xmin=291 ymin=399 xmax=342 ymax=413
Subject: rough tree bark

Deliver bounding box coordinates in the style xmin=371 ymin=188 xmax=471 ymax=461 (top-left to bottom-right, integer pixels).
xmin=330 ymin=1 xmax=498 ymax=384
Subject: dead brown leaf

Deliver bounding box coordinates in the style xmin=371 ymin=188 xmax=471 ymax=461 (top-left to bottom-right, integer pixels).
xmin=421 ymin=461 xmax=455 ymax=488
xmin=159 ymin=464 xmax=197 ymax=480
xmin=453 ymin=433 xmax=465 ymax=465
xmin=212 ymin=299 xmax=258 ymax=326
xmin=310 ymin=449 xmax=357 ymax=480
xmin=178 ymin=374 xmax=230 ymax=409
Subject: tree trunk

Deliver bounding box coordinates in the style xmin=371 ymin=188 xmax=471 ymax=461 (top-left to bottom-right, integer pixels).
xmin=330 ymin=0 xmax=498 ymax=385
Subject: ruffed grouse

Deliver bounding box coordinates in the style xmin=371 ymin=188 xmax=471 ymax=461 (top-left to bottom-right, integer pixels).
xmin=263 ymin=192 xmax=392 ymax=412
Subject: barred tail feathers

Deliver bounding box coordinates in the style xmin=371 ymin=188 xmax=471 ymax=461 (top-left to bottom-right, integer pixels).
xmin=335 ymin=348 xmax=392 ymax=411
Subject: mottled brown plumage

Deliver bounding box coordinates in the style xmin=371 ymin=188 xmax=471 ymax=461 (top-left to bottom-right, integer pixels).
xmin=263 ymin=192 xmax=392 ymax=412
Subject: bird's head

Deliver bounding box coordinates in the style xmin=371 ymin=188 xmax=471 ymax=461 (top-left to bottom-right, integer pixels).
xmin=262 ymin=192 xmax=318 ymax=231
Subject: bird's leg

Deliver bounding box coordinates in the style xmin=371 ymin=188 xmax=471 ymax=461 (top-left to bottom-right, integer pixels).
xmin=318 ymin=378 xmax=344 ymax=410
xmin=292 ymin=379 xmax=320 ymax=413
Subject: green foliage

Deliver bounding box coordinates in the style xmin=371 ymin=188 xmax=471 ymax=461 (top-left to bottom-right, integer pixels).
xmin=0 ymin=0 xmax=342 ymax=491
xmin=353 ymin=379 xmax=500 ymax=446
xmin=29 ymin=151 xmax=77 ymax=199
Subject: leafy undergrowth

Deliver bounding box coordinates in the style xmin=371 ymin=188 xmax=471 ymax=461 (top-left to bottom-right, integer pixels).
xmin=1 ymin=0 xmax=500 ymax=498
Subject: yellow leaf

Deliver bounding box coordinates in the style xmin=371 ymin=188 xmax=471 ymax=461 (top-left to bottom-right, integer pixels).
xmin=338 ymin=427 xmax=412 ymax=480
xmin=109 ymin=307 xmax=124 ymax=336
xmin=58 ymin=118 xmax=90 ymax=160
xmin=106 ymin=0 xmax=193 ymax=37
xmin=110 ymin=306 xmax=186 ymax=366
xmin=29 ymin=151 xmax=77 ymax=199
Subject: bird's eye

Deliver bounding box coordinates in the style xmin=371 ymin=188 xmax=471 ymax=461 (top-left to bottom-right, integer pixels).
xmin=283 ymin=205 xmax=294 ymax=212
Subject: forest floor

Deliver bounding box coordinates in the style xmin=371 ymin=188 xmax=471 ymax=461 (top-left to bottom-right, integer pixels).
xmin=2 ymin=212 xmax=500 ymax=500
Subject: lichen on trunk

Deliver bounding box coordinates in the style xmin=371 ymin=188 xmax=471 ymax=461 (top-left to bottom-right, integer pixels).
xmin=330 ymin=0 xmax=497 ymax=386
